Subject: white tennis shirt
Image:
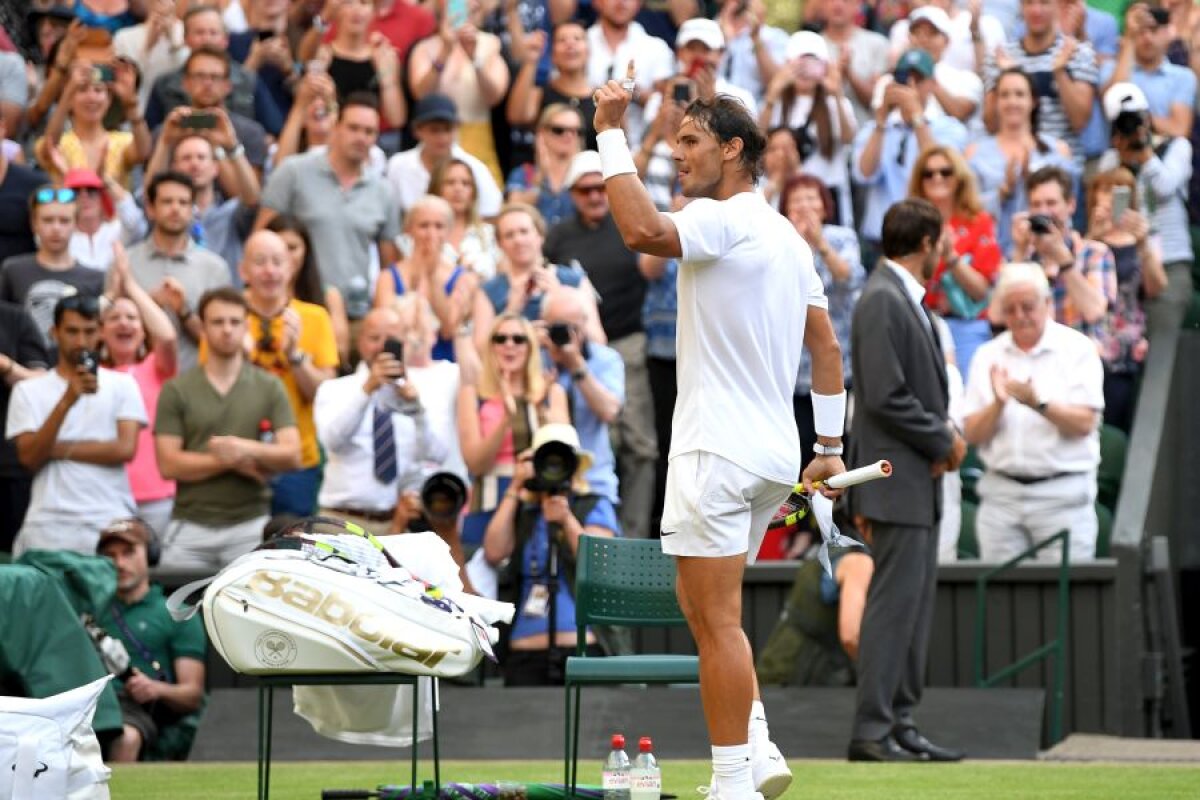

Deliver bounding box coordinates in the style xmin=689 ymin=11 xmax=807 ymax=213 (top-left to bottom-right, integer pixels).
xmin=666 ymin=191 xmax=828 ymax=484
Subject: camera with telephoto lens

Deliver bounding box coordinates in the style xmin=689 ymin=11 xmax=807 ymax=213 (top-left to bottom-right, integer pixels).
xmin=547 ymin=322 xmax=572 ymax=348
xmin=1029 ymin=214 xmax=1056 ymax=235
xmin=524 ymin=435 xmax=580 ymax=496
xmin=420 ymin=472 xmax=467 ymax=522
xmin=793 ymin=125 xmax=816 ymax=163
xmin=77 ymin=348 xmax=99 ymax=376
xmin=1112 ymin=110 xmax=1151 ymax=149
xmin=82 ymin=613 xmax=135 ymax=682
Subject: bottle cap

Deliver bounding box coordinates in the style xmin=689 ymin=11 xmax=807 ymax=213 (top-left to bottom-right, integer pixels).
xmin=639 ymin=736 xmax=652 ymax=752
xmin=259 ymin=419 xmax=271 ymax=430
xmin=611 ymin=734 xmax=625 ymax=749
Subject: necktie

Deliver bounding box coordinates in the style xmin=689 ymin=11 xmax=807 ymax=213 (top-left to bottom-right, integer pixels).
xmin=373 ymin=404 xmax=397 ymax=484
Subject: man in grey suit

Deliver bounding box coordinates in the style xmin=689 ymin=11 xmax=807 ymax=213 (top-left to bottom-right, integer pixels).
xmin=847 ymin=198 xmax=967 ymax=762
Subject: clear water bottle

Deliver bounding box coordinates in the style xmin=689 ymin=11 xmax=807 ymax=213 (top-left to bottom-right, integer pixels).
xmin=630 ymin=736 xmax=661 ymax=800
xmin=601 ymin=733 xmax=631 ymax=800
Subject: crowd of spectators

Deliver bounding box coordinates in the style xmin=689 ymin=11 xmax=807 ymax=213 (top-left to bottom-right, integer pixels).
xmin=0 ymin=0 xmax=1196 ymax=751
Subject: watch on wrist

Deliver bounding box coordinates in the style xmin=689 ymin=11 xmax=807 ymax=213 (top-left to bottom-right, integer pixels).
xmin=571 ymin=365 xmax=589 ymax=382
xmin=1036 ymin=400 xmax=1049 ymax=415
xmin=813 ymin=442 xmax=844 ymax=456
xmin=289 ymin=350 xmax=307 ymax=367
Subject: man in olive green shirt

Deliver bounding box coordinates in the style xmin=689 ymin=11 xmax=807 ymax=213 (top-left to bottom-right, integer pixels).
xmin=155 ymin=287 xmax=301 ymax=570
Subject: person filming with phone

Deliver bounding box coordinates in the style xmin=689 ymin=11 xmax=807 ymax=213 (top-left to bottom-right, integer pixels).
xmin=1008 ymin=166 xmax=1115 ymax=345
xmin=483 ymin=422 xmax=620 ymax=686
xmin=6 ymin=293 xmax=147 ymax=556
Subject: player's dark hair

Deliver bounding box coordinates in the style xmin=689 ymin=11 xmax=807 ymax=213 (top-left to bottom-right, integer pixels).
xmin=684 ymin=95 xmax=767 ymax=181
xmin=881 ymin=198 xmax=943 ymax=260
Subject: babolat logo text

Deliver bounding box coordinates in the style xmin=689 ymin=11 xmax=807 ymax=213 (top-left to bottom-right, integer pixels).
xmin=246 ymin=571 xmax=453 ymax=669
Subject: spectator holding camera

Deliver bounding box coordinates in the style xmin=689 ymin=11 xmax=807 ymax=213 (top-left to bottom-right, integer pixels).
xmin=315 ymin=302 xmax=464 ymax=536
xmin=1096 ymin=83 xmax=1194 ymax=328
xmin=6 ymin=293 xmax=146 ymax=556
xmin=541 ymin=285 xmax=628 ymax=533
xmin=716 ymin=0 xmax=789 ymax=108
xmin=761 ymin=31 xmax=855 ymax=227
xmin=963 ymin=262 xmax=1104 ymax=563
xmin=1010 ymin=166 xmax=1115 ymax=345
xmin=408 ymin=0 xmax=510 ymax=183
xmin=966 ymin=68 xmax=1077 ymax=256
xmin=96 ymin=518 xmax=207 ymax=763
xmin=457 ymin=312 xmax=569 ymax=549
xmin=1 ymin=186 xmax=104 ymax=349
xmin=101 ymin=242 xmax=179 ymax=537
xmin=35 ymin=58 xmax=151 ymax=186
xmin=228 ymin=0 xmax=300 ymax=124
xmin=1084 ymin=168 xmax=1167 ymax=432
xmin=853 ymin=49 xmax=968 ymax=259
xmin=112 ymin=0 xmax=188 ymax=112
xmin=1102 ymin=3 xmax=1195 ymax=140
xmin=484 ymin=422 xmax=620 ymax=686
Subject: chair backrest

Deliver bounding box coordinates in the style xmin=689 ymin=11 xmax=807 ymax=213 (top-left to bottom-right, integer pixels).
xmin=574 ymin=536 xmax=688 ymax=633
xmin=1097 ymin=424 xmax=1128 ymax=513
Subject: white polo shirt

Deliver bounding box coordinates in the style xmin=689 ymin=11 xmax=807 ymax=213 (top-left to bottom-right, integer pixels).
xmin=963 ymin=320 xmax=1104 ymax=476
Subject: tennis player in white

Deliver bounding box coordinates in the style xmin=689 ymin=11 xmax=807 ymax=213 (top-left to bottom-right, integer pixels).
xmin=592 ymin=66 xmax=849 ymax=799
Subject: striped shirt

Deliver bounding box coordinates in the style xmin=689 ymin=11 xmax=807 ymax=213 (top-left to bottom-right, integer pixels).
xmin=985 ymin=35 xmax=1099 ymax=165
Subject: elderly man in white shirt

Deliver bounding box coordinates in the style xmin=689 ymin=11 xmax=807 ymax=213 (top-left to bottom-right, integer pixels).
xmin=963 ymin=262 xmax=1104 ymax=563
xmin=314 ymin=301 xmax=465 ymax=536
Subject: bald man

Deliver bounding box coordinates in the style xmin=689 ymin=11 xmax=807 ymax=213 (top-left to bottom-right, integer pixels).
xmin=155 ymin=286 xmax=301 ymax=571
xmin=239 ymin=230 xmax=338 ymax=516
xmin=314 ymin=304 xmax=465 ymax=535
xmin=541 ymin=286 xmax=626 ymax=515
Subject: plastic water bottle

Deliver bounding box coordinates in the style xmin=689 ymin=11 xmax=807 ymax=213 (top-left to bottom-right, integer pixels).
xmin=630 ymin=736 xmax=661 ymax=800
xmin=602 ymin=733 xmax=631 ymax=800
xmin=258 ymin=419 xmax=275 ymax=443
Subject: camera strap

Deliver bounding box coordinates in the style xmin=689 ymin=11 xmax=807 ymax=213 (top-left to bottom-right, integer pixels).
xmin=108 ymin=604 xmax=168 ymax=683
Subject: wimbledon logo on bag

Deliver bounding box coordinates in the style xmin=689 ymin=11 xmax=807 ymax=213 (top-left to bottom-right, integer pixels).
xmin=254 ymin=630 xmax=298 ymax=668
xmin=246 ymin=570 xmax=457 ymax=669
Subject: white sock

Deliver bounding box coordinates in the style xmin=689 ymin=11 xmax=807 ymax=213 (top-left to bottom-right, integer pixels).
xmin=712 ymin=743 xmax=754 ymax=798
xmin=749 ymin=699 xmax=770 ymax=744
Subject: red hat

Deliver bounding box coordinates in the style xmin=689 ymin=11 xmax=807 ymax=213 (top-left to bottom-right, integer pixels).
xmin=63 ymin=168 xmax=114 ymax=219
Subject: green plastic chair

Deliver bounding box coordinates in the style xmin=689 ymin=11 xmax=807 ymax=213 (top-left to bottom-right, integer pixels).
xmin=960 ymin=446 xmax=984 ymax=506
xmin=1094 ymin=501 xmax=1114 ymax=558
xmin=564 ymin=536 xmax=698 ymax=796
xmin=1097 ymin=424 xmax=1128 ymax=513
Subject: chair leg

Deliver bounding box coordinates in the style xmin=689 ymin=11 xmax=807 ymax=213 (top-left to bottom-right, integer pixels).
xmin=570 ymin=685 xmax=582 ymax=796
xmin=563 ymin=681 xmax=572 ymax=795
xmin=262 ymin=684 xmax=275 ymax=800
xmin=257 ymin=685 xmax=265 ymax=800
xmin=410 ymin=679 xmax=419 ymax=791
xmin=431 ymin=678 xmax=441 ymax=791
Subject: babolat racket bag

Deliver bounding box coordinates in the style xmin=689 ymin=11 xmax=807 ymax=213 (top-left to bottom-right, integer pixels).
xmin=168 ymin=517 xmax=510 ymax=679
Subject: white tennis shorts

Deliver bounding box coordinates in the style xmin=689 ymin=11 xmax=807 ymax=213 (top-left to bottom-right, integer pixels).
xmin=660 ymin=450 xmax=794 ymax=564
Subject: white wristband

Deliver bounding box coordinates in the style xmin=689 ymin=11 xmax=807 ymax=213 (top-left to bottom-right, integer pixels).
xmin=596 ymin=128 xmax=637 ymax=180
xmin=812 ymin=390 xmax=847 ymax=438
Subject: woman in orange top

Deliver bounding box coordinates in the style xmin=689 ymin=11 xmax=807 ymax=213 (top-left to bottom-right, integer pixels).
xmin=907 ymin=144 xmax=1002 ymax=376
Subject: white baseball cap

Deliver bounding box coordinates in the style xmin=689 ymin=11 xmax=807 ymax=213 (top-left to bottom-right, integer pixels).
xmin=909 ymin=6 xmax=952 ymax=38
xmin=564 ymin=150 xmax=603 ymax=190
xmin=1103 ymin=82 xmax=1150 ymax=121
xmin=785 ymin=30 xmax=830 ymax=63
xmin=676 ymin=17 xmax=724 ymax=51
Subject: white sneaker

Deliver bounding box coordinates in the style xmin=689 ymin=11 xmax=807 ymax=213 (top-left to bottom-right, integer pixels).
xmin=701 ymin=777 xmax=766 ymax=800
xmin=751 ymin=739 xmax=792 ymax=799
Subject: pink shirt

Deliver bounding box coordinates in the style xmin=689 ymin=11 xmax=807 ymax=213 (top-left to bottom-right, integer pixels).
xmin=477 ymin=397 xmax=516 ymax=467
xmin=114 ymin=357 xmax=175 ymax=503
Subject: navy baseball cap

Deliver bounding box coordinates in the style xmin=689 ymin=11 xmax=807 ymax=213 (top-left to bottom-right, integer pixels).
xmin=412 ymin=93 xmax=459 ymax=126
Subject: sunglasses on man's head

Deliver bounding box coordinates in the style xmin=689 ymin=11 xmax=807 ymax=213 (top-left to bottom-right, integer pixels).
xmin=33 ymin=187 xmax=76 ymax=206
xmin=491 ymin=333 xmax=529 ymax=346
xmin=57 ymin=293 xmax=101 ymax=316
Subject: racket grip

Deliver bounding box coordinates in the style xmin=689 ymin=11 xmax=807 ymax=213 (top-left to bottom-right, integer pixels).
xmin=321 ymin=791 xmax=377 ymax=799
xmin=824 ymin=460 xmax=892 ymax=490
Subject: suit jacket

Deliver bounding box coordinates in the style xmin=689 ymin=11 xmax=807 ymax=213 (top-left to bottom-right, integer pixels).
xmin=848 ymin=265 xmax=953 ymax=527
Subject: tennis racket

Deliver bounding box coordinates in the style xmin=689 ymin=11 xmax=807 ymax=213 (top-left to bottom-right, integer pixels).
xmin=767 ymin=460 xmax=893 ymax=535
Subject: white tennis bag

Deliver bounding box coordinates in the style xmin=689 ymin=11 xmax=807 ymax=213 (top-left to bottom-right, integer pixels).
xmin=169 ymin=522 xmax=513 ymax=679
xmin=202 ymin=549 xmax=494 ymax=676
